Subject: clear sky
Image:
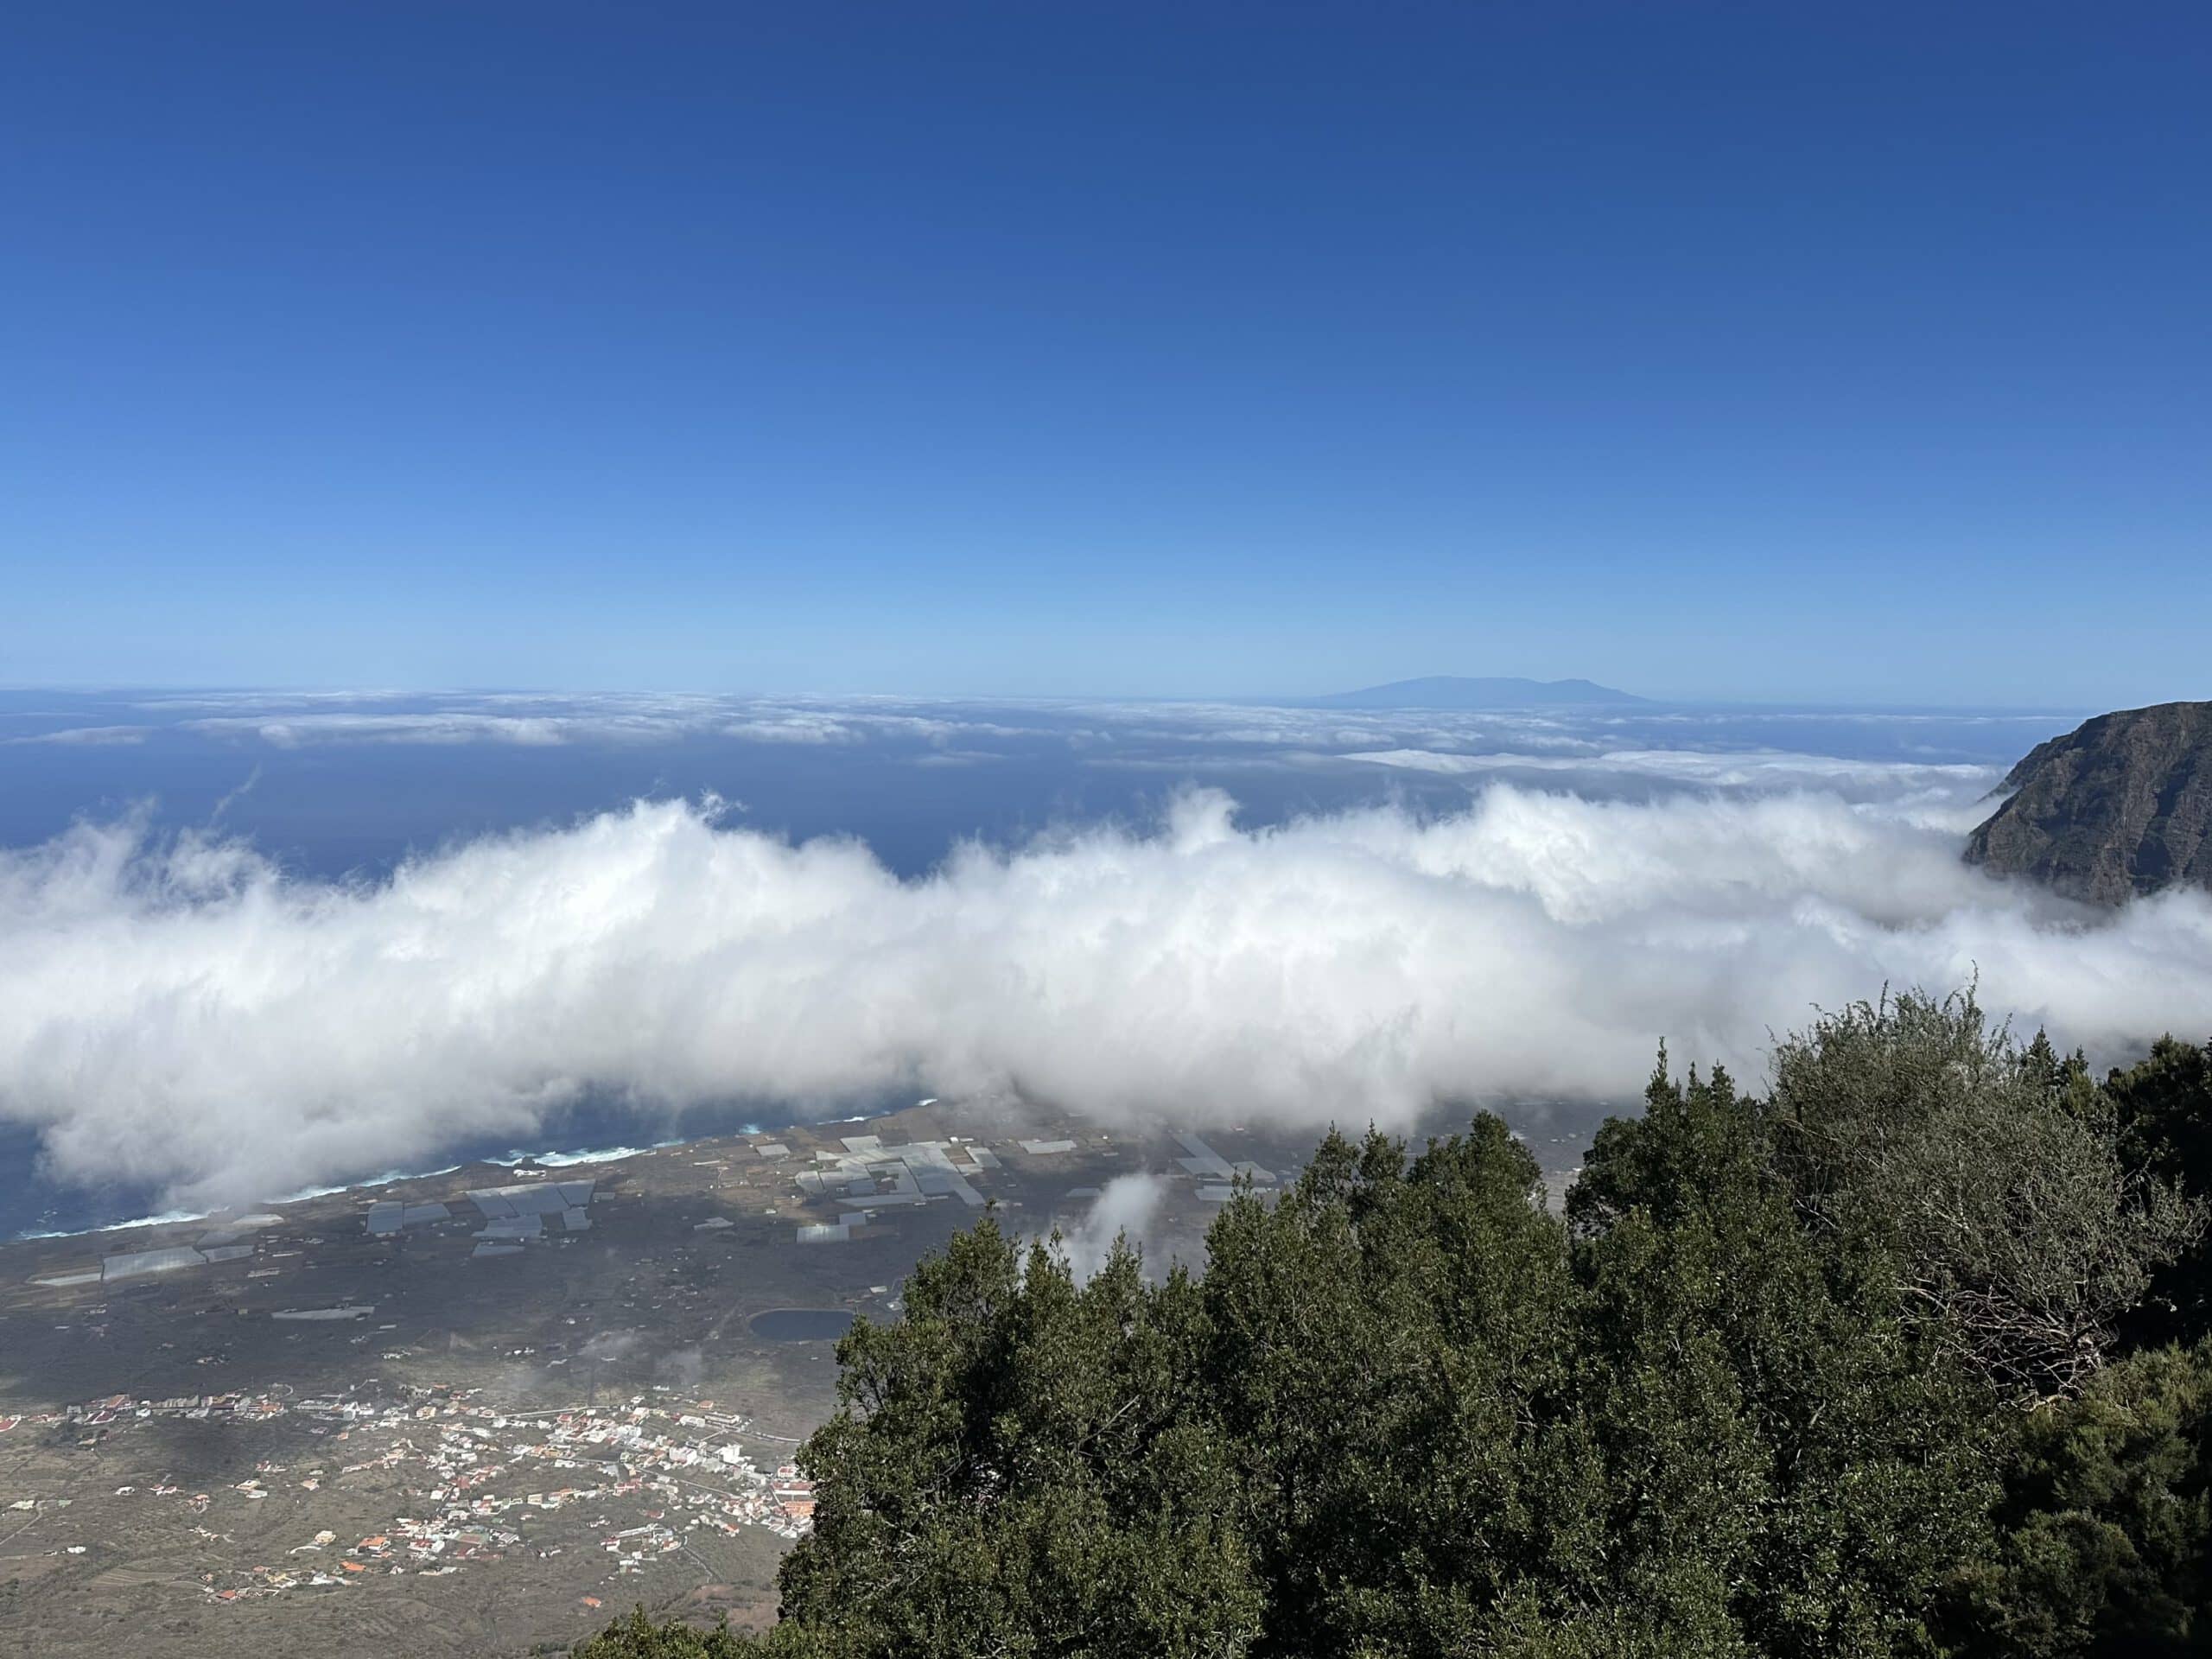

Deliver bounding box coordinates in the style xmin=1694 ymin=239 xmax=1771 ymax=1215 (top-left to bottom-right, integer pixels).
xmin=2 ymin=3 xmax=2206 ymax=706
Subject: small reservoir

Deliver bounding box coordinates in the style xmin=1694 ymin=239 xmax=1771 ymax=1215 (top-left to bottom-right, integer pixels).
xmin=748 ymin=1307 xmax=855 ymax=1342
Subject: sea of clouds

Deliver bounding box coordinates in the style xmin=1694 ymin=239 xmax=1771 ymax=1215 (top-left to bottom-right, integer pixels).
xmin=4 ymin=758 xmax=2210 ymax=1212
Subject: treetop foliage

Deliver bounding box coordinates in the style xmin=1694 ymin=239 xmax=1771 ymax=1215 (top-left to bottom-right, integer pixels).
xmin=579 ymin=992 xmax=2212 ymax=1659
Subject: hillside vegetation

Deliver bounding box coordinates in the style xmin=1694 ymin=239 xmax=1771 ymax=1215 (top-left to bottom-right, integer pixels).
xmin=579 ymin=994 xmax=2212 ymax=1657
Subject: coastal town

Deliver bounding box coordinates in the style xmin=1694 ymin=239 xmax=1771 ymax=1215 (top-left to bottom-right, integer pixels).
xmin=7 ymin=1377 xmax=815 ymax=1610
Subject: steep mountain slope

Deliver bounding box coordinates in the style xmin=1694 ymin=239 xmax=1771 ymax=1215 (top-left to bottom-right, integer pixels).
xmin=1966 ymin=702 xmax=2212 ymax=903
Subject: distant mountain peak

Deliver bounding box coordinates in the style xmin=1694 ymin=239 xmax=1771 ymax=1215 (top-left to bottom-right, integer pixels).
xmin=1306 ymin=676 xmax=1646 ymax=709
xmin=1966 ymin=701 xmax=2212 ymax=903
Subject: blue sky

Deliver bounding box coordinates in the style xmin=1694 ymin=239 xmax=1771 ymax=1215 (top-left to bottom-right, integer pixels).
xmin=3 ymin=3 xmax=2207 ymax=705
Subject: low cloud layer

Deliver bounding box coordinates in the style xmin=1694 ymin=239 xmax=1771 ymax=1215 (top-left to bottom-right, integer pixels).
xmin=3 ymin=785 xmax=2209 ymax=1211
xmin=1338 ymin=747 xmax=2000 ymax=805
xmin=5 ymin=689 xmax=2082 ymax=772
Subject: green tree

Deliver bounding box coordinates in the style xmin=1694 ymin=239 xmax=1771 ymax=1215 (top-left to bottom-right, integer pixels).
xmin=1570 ymin=1059 xmax=2000 ymax=1656
xmin=570 ymin=995 xmax=2212 ymax=1659
xmin=2105 ymin=1037 xmax=2212 ymax=1345
xmin=1763 ymin=992 xmax=2197 ymax=1402
xmin=773 ymin=1219 xmax=1262 ymax=1656
xmin=1198 ymin=1116 xmax=1586 ymax=1656
xmin=570 ymin=1607 xmax=758 ymax=1659
xmin=1955 ymin=1340 xmax=2212 ymax=1656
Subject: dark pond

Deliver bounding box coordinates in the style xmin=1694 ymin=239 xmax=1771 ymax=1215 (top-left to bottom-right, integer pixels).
xmin=748 ymin=1307 xmax=856 ymax=1342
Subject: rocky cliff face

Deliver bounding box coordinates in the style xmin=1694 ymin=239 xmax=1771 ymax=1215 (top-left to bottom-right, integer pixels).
xmin=1966 ymin=702 xmax=2212 ymax=904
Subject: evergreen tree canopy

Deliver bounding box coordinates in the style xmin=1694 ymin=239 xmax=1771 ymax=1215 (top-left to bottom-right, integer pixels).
xmin=576 ymin=993 xmax=2212 ymax=1659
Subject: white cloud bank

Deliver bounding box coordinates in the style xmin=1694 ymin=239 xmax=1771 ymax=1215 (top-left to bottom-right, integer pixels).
xmin=3 ymin=786 xmax=2209 ymax=1211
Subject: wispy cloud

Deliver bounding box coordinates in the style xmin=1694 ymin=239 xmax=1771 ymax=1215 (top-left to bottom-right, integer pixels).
xmin=148 ymin=699 xmax=1041 ymax=750
xmin=1340 ymin=748 xmax=2002 ymax=809
xmin=12 ymin=692 xmax=2080 ymax=789
xmin=7 ymin=724 xmax=152 ymax=746
xmin=1045 ymin=1173 xmax=1170 ymax=1281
